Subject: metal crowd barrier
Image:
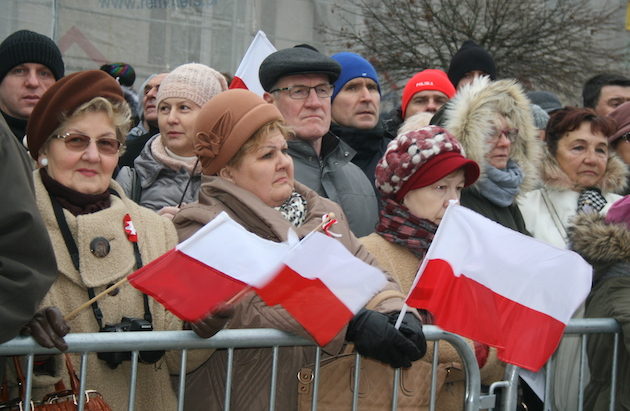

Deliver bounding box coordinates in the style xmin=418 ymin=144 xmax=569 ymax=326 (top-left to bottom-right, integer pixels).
xmin=499 ymin=318 xmax=622 ymax=411
xmin=0 ymin=325 xmax=486 ymax=411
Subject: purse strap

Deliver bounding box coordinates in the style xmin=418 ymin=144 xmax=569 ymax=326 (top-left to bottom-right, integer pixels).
xmin=11 ymin=355 xmax=76 ymax=401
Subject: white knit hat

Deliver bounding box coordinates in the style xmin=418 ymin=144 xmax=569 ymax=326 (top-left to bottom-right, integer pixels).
xmin=156 ymin=63 xmax=227 ymax=107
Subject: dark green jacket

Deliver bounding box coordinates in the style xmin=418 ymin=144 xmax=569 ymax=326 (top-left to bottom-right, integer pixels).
xmin=460 ymin=187 xmax=529 ymax=235
xmin=569 ymin=212 xmax=630 ymax=411
xmin=0 ymin=116 xmax=57 ymax=343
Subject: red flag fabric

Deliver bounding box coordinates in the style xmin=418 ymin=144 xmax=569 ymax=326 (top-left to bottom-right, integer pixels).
xmin=229 ymin=30 xmax=276 ymax=95
xmin=406 ymin=204 xmax=591 ymax=371
xmin=256 ymin=232 xmax=387 ymax=345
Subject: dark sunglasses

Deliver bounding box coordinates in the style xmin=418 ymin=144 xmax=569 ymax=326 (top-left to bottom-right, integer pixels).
xmin=54 ymin=132 xmax=122 ymax=155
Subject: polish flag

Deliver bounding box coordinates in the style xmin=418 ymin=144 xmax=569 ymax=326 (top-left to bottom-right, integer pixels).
xmin=128 ymin=212 xmax=289 ymax=321
xmin=229 ymin=30 xmax=276 ymax=95
xmin=129 ymin=212 xmax=388 ymax=346
xmin=406 ymin=204 xmax=591 ymax=371
xmin=257 ymin=231 xmax=388 ymax=345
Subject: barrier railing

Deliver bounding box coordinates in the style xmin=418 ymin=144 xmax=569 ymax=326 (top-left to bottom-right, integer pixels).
xmin=0 ymin=325 xmax=484 ymax=411
xmin=500 ymin=318 xmax=622 ymax=411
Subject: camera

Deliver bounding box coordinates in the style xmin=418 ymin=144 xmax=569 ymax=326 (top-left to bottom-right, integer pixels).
xmin=97 ymin=317 xmax=165 ymax=369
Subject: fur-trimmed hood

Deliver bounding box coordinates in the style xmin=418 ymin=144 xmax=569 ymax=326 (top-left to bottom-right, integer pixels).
xmin=444 ymin=77 xmax=542 ymax=193
xmin=568 ymin=212 xmax=630 ymax=267
xmin=539 ymin=145 xmax=628 ymax=194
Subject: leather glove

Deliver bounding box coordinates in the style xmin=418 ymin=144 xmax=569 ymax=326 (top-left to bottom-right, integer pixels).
xmin=190 ymin=303 xmax=234 ymax=338
xmin=21 ymin=307 xmax=70 ymax=352
xmin=346 ymin=309 xmax=425 ymax=368
xmin=388 ymin=311 xmax=427 ymax=359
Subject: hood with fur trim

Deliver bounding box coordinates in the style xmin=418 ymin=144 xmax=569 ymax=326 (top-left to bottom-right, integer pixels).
xmin=568 ymin=212 xmax=630 ymax=275
xmin=444 ymin=77 xmax=542 ymax=194
xmin=539 ymin=146 xmax=628 ymax=194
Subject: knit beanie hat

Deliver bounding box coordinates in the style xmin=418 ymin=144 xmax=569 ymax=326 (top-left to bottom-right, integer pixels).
xmin=447 ymin=40 xmax=496 ymax=88
xmin=330 ymin=52 xmax=380 ymax=101
xmin=526 ymin=90 xmax=562 ymax=114
xmin=0 ymin=30 xmax=64 ymax=81
xmin=608 ymin=101 xmax=630 ymax=145
xmin=26 ymin=70 xmax=124 ymax=160
xmin=401 ymin=69 xmax=456 ymax=118
xmin=194 ymin=89 xmax=284 ymax=175
xmin=157 ymin=63 xmax=228 ymax=108
xmin=100 ymin=62 xmax=136 ymax=87
xmin=375 ymin=125 xmax=480 ymax=202
xmin=531 ymin=104 xmax=550 ymax=130
xmin=605 ymin=196 xmax=630 ymax=230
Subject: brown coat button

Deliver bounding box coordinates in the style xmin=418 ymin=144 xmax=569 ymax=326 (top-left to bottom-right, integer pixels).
xmin=90 ymin=237 xmax=110 ymax=258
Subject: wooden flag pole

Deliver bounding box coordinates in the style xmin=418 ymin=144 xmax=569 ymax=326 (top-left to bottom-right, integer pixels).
xmin=63 ymin=212 xmax=338 ymax=322
xmin=64 ymin=277 xmax=129 ymax=321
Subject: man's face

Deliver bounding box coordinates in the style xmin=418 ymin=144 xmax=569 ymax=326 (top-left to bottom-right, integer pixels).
xmin=457 ymin=70 xmax=487 ymax=89
xmin=264 ymin=74 xmax=331 ymax=144
xmin=0 ymin=63 xmax=56 ymax=119
xmin=331 ymin=77 xmax=380 ymax=129
xmin=594 ymin=85 xmax=630 ymax=117
xmin=404 ymin=90 xmax=449 ymax=118
xmin=143 ymin=73 xmax=168 ymax=126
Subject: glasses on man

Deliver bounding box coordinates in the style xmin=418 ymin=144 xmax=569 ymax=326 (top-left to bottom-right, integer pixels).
xmin=269 ymin=84 xmax=334 ymax=100
xmin=54 ymin=132 xmax=122 ymax=155
xmin=489 ymin=127 xmax=519 ymax=143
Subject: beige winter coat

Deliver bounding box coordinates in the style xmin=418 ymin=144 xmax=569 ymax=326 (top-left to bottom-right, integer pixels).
xmin=173 ymin=177 xmax=406 ymax=411
xmin=31 ymin=171 xmax=195 ymax=411
xmin=360 ymin=234 xmax=506 ymax=411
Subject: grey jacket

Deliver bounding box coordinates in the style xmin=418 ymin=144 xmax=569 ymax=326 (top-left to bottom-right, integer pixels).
xmin=116 ymin=135 xmax=201 ymax=211
xmin=288 ymin=132 xmax=378 ymax=237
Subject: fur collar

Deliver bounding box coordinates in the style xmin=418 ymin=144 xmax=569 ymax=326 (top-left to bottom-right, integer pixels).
xmin=568 ymin=212 xmax=630 ymax=265
xmin=444 ymin=77 xmax=543 ymax=194
xmin=540 ymin=146 xmax=628 ymax=194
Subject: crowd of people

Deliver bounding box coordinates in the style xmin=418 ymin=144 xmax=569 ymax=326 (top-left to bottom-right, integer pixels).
xmin=0 ymin=27 xmax=629 ymax=410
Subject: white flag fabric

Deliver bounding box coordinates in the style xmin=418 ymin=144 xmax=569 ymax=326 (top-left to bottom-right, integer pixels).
xmin=229 ymin=30 xmax=276 ymax=95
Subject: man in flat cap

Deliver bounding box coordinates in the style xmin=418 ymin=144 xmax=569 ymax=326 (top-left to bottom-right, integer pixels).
xmin=0 ymin=29 xmax=64 ymax=144
xmin=260 ymin=46 xmax=378 ymax=236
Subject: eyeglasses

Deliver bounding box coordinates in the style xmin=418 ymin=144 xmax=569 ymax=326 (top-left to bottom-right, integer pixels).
xmin=269 ymin=84 xmax=334 ymax=100
xmin=54 ymin=132 xmax=122 ymax=155
xmin=489 ymin=127 xmax=519 ymax=143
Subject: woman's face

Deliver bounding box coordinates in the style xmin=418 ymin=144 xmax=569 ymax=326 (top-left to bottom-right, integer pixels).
xmin=43 ymin=111 xmax=119 ymax=194
xmin=219 ymin=129 xmax=295 ymax=207
xmin=402 ymin=169 xmax=465 ymax=224
xmin=486 ymin=114 xmax=513 ymax=170
xmin=157 ymin=97 xmax=201 ymax=156
xmin=555 ymin=122 xmax=608 ymax=189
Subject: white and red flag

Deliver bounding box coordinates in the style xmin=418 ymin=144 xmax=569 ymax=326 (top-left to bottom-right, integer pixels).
xmin=405 ymin=204 xmax=591 ymax=371
xmin=229 ymin=30 xmax=276 ymax=95
xmin=128 ymin=212 xmax=387 ymax=346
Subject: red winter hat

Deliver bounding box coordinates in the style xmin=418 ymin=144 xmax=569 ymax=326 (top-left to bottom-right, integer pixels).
xmin=401 ymin=69 xmax=456 ymax=118
xmin=375 ymin=125 xmax=479 ymax=202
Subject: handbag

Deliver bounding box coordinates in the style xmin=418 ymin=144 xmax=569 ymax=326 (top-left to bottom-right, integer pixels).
xmin=297 ymin=345 xmax=451 ymax=411
xmin=0 ymin=354 xmax=111 ymax=411
xmin=296 ymin=290 xmax=452 ymax=411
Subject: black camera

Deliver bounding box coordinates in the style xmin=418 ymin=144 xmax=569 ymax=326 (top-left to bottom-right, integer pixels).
xmin=97 ymin=317 xmax=165 ymax=369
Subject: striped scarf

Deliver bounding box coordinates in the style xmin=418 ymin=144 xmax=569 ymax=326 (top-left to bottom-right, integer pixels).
xmin=375 ymin=198 xmax=438 ymax=259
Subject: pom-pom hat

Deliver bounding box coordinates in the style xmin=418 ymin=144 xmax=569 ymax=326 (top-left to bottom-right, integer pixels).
xmin=375 ymin=125 xmax=480 ymax=202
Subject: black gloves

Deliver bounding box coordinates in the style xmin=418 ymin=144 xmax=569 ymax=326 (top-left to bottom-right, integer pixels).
xmin=190 ymin=303 xmax=234 ymax=338
xmin=346 ymin=309 xmax=426 ymax=368
xmin=21 ymin=307 xmax=70 ymax=352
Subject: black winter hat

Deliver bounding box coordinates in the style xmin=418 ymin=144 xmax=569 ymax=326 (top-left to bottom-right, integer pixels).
xmin=258 ymin=46 xmax=341 ymax=92
xmin=447 ymin=40 xmax=496 ymax=88
xmin=100 ymin=62 xmax=136 ymax=87
xmin=0 ymin=30 xmax=64 ymax=81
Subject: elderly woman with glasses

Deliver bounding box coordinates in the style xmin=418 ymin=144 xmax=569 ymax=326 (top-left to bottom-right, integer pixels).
xmin=517 ymin=107 xmax=627 ymax=410
xmin=19 ymin=71 xmax=220 ymax=411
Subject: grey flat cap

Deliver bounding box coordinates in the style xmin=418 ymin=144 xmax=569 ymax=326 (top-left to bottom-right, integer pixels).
xmin=259 ymin=47 xmax=341 ymax=92
xmin=527 ymin=91 xmax=563 ymax=114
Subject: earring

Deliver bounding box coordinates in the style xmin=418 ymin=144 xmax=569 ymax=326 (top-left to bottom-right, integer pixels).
xmin=39 ymin=157 xmax=48 ymax=167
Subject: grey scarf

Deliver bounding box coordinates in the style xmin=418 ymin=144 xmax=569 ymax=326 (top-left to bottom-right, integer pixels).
xmin=477 ymin=160 xmax=524 ymax=207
